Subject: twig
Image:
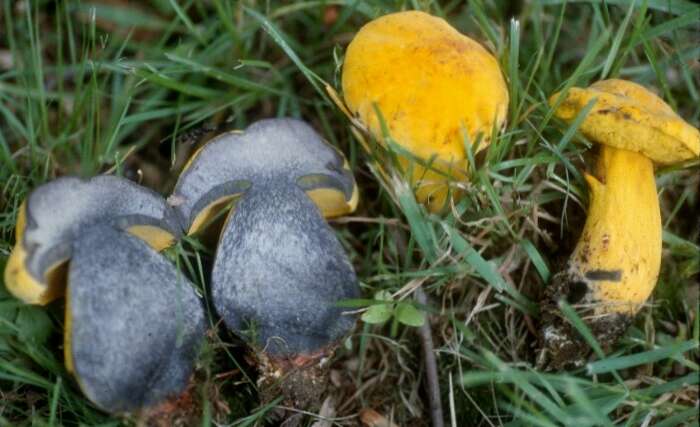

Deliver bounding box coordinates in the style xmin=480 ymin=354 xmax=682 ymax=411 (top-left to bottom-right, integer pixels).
xmin=415 ymin=288 xmax=444 ymax=427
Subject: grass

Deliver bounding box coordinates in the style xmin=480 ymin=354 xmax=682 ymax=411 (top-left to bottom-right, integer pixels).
xmin=1 ymin=0 xmax=699 ymax=425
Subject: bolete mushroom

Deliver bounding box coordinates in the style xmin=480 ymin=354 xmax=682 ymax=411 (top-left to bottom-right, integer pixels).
xmin=171 ymin=118 xmax=360 ymax=407
xmin=342 ymin=10 xmax=509 ymax=212
xmin=5 ymin=175 xmax=182 ymax=304
xmin=542 ymin=79 xmax=700 ymax=368
xmin=4 ymin=176 xmax=205 ymax=413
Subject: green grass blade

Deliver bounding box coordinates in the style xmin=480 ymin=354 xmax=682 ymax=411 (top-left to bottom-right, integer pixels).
xmin=586 ymin=340 xmax=698 ymax=375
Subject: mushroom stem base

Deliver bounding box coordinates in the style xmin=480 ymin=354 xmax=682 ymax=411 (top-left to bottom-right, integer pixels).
xmin=138 ymin=377 xmax=201 ymax=426
xmin=539 ymin=271 xmax=634 ymax=369
xmin=256 ymin=348 xmax=334 ymax=411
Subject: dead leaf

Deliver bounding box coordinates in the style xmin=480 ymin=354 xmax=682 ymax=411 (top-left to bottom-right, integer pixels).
xmin=0 ymin=50 xmax=13 ymax=70
xmin=310 ymin=396 xmax=336 ymax=427
xmin=360 ymin=408 xmax=398 ymax=427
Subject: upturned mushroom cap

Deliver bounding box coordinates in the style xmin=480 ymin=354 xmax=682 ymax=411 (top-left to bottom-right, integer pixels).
xmin=4 ymin=176 xmax=182 ymax=305
xmin=170 ymin=118 xmax=358 ymax=236
xmin=550 ymin=79 xmax=700 ymax=163
xmin=342 ymin=10 xmax=509 ymax=211
xmin=212 ymin=182 xmax=359 ymax=357
xmin=66 ymin=225 xmax=205 ymax=413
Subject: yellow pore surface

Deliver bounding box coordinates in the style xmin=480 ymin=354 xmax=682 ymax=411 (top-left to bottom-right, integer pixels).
xmin=552 ymin=79 xmax=700 ymax=164
xmin=342 ymin=11 xmax=508 ymax=211
xmin=572 ymin=146 xmax=661 ymax=314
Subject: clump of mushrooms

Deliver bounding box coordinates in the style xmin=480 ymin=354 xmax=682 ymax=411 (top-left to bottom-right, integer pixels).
xmin=342 ymin=10 xmax=509 ymax=212
xmin=542 ymin=79 xmax=700 ymax=368
xmin=170 ymin=118 xmax=360 ymax=408
xmin=4 ymin=176 xmax=206 ymax=413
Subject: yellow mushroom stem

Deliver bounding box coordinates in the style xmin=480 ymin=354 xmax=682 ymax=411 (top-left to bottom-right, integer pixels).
xmin=569 ymin=145 xmax=661 ymax=317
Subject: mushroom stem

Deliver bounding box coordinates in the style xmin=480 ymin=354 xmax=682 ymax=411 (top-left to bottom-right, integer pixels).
xmin=543 ymin=145 xmax=661 ymax=368
xmin=211 ymin=181 xmax=359 ymax=408
xmin=578 ymin=146 xmax=661 ymax=312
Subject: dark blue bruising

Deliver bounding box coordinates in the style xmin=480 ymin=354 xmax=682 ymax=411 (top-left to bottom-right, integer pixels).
xmin=69 ymin=225 xmax=205 ymax=413
xmin=211 ymin=180 xmax=359 ymax=357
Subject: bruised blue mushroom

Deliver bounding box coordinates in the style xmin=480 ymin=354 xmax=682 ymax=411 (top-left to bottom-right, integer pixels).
xmin=171 ymin=118 xmax=360 ymax=407
xmin=3 ymin=176 xmax=205 ymax=413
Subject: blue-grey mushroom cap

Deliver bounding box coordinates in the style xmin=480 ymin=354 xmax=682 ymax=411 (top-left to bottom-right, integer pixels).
xmin=212 ymin=182 xmax=359 ymax=357
xmin=67 ymin=224 xmax=205 ymax=413
xmin=22 ymin=175 xmax=182 ymax=281
xmin=171 ymin=118 xmax=357 ymax=232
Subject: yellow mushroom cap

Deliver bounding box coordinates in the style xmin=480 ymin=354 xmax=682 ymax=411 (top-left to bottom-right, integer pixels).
xmin=341 ymin=11 xmax=509 ymax=211
xmin=550 ymin=79 xmax=700 ymax=164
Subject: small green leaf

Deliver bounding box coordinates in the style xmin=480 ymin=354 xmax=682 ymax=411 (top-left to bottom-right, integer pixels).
xmin=361 ymin=291 xmax=395 ymax=325
xmin=374 ymin=290 xmax=393 ymax=301
xmin=395 ymin=303 xmax=425 ymax=327
xmin=361 ymin=303 xmax=393 ymax=324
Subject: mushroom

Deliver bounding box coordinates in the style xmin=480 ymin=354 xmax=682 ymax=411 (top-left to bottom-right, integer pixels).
xmin=542 ymin=79 xmax=700 ymax=368
xmin=341 ymin=10 xmax=509 ymax=212
xmin=4 ymin=176 xmax=205 ymax=413
xmin=171 ymin=118 xmax=360 ymax=407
